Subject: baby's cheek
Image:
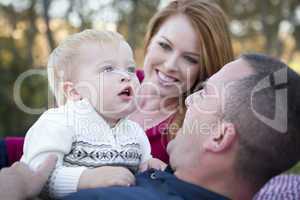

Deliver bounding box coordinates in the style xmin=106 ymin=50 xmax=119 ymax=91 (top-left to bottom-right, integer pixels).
xmin=96 ymin=77 xmax=107 ymax=93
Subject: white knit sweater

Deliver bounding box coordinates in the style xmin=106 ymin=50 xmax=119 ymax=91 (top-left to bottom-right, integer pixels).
xmin=21 ymin=99 xmax=151 ymax=198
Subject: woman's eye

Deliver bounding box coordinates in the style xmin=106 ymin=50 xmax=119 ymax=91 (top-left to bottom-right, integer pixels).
xmin=184 ymin=56 xmax=199 ymax=65
xmin=102 ymin=66 xmax=115 ymax=73
xmin=158 ymin=42 xmax=172 ymax=51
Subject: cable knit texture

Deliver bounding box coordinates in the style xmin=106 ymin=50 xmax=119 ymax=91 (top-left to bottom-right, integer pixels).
xmin=21 ymin=99 xmax=151 ymax=198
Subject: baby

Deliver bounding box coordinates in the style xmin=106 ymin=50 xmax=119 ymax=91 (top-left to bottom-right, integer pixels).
xmin=21 ymin=30 xmax=165 ymax=198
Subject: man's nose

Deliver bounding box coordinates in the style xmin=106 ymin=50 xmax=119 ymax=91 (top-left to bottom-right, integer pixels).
xmin=185 ymin=91 xmax=202 ymax=107
xmin=185 ymin=94 xmax=194 ymax=107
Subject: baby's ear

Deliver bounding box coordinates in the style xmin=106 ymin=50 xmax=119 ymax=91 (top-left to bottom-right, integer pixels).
xmin=63 ymin=81 xmax=82 ymax=101
xmin=203 ymin=122 xmax=237 ymax=153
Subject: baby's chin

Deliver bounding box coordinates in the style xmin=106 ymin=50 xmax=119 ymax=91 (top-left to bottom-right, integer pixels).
xmin=99 ymin=105 xmax=136 ymax=121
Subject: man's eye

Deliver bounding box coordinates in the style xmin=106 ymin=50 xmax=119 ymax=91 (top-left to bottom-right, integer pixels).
xmin=102 ymin=66 xmax=115 ymax=73
xmin=158 ymin=42 xmax=172 ymax=51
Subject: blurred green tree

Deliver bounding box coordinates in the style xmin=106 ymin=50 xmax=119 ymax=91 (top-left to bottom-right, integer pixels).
xmin=217 ymin=0 xmax=300 ymax=60
xmin=0 ymin=0 xmax=299 ymax=139
xmin=0 ymin=0 xmax=161 ymax=137
xmin=0 ymin=0 xmax=48 ymax=136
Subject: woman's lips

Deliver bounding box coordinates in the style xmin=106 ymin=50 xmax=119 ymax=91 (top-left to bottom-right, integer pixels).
xmin=156 ymin=70 xmax=178 ymax=86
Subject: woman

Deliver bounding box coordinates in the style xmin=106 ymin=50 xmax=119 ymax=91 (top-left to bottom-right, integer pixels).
xmin=130 ymin=0 xmax=234 ymax=163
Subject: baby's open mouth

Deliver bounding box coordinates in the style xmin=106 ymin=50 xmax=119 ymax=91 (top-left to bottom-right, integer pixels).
xmin=118 ymin=86 xmax=133 ymax=100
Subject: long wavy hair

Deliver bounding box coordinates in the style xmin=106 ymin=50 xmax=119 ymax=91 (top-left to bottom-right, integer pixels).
xmin=144 ymin=0 xmax=234 ymax=140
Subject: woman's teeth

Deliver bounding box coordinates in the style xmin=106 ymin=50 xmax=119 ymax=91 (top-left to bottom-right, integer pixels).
xmin=157 ymin=71 xmax=177 ymax=86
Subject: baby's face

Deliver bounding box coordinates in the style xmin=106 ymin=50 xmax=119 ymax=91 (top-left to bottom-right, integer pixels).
xmin=73 ymin=40 xmax=139 ymax=122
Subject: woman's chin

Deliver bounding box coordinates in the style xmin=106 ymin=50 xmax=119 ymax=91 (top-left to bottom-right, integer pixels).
xmin=143 ymin=79 xmax=180 ymax=97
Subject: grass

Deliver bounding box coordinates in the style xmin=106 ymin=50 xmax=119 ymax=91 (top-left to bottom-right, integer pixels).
xmin=287 ymin=162 xmax=300 ymax=174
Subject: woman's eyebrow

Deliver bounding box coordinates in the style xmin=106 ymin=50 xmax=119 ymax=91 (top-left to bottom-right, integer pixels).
xmin=161 ymin=36 xmax=173 ymax=45
xmin=161 ymin=36 xmax=199 ymax=57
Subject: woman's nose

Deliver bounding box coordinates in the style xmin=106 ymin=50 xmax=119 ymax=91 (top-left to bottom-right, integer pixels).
xmin=164 ymin=53 xmax=179 ymax=71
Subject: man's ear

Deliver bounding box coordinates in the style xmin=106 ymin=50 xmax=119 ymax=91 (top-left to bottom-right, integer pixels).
xmin=63 ymin=81 xmax=82 ymax=101
xmin=203 ymin=122 xmax=237 ymax=153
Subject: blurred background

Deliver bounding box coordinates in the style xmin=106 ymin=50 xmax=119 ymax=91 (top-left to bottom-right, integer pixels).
xmin=0 ymin=0 xmax=299 ymax=141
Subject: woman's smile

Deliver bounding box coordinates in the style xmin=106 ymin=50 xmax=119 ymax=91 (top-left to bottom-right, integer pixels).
xmin=156 ymin=69 xmax=179 ymax=86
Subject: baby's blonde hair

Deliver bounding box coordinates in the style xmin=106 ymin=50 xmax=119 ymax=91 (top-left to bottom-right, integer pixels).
xmin=47 ymin=29 xmax=124 ymax=106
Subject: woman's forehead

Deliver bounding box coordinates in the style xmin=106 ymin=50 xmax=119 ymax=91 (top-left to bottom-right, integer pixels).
xmin=155 ymin=14 xmax=199 ymax=51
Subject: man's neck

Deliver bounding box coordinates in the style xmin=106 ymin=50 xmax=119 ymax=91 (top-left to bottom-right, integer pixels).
xmin=174 ymin=168 xmax=256 ymax=200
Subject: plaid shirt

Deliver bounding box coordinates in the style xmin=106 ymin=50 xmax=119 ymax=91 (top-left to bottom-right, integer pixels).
xmin=255 ymin=175 xmax=300 ymax=200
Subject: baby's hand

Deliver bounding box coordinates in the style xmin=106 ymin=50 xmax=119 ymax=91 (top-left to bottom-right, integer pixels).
xmin=139 ymin=158 xmax=167 ymax=172
xmin=78 ymin=166 xmax=135 ymax=189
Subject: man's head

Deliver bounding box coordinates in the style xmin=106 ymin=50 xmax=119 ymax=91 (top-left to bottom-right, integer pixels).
xmin=167 ymin=53 xmax=300 ymax=193
xmin=225 ymin=54 xmax=300 ymax=188
xmin=47 ymin=30 xmax=139 ymax=125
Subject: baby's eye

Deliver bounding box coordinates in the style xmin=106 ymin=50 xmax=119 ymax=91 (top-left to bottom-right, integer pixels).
xmin=102 ymin=65 xmax=115 ymax=73
xmin=127 ymin=66 xmax=136 ymax=74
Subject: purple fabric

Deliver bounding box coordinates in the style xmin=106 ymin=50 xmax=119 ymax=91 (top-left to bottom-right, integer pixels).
xmin=0 ymin=139 xmax=8 ymax=168
xmin=136 ymin=69 xmax=144 ymax=83
xmin=145 ymin=115 xmax=175 ymax=164
xmin=5 ymin=137 xmax=24 ymax=166
xmin=255 ymin=174 xmax=300 ymax=200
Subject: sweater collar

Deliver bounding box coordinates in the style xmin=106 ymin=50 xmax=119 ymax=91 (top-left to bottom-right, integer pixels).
xmin=66 ymin=99 xmax=126 ymax=130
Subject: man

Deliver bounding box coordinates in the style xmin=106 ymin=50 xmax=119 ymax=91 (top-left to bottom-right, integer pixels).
xmin=168 ymin=53 xmax=300 ymax=200
xmin=0 ymin=155 xmax=57 ymax=200
xmin=63 ymin=53 xmax=300 ymax=200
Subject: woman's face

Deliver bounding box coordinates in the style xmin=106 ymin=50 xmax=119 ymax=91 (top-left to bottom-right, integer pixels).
xmin=143 ymin=14 xmax=201 ymax=98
